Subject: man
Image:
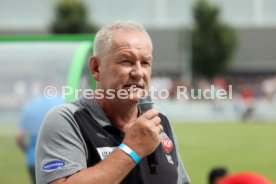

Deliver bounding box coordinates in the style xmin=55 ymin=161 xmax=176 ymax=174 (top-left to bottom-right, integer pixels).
xmin=17 ymin=94 xmax=64 ymax=184
xmin=36 ymin=21 xmax=190 ymax=184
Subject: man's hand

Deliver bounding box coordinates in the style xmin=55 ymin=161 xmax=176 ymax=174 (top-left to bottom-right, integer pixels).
xmin=123 ymin=109 xmax=162 ymax=158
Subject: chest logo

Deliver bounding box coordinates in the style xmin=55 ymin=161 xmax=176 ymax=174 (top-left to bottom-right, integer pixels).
xmin=161 ymin=137 xmax=173 ymax=153
xmin=97 ymin=147 xmax=117 ymax=160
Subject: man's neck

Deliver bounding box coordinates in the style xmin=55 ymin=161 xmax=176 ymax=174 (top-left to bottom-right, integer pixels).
xmin=95 ymin=98 xmax=139 ymax=132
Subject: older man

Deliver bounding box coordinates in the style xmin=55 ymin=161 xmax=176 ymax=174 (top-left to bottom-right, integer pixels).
xmin=36 ymin=21 xmax=190 ymax=184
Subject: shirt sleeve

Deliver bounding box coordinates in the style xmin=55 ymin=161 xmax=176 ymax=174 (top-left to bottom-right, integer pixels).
xmin=166 ymin=118 xmax=191 ymax=184
xmin=35 ymin=104 xmax=88 ymax=184
xmin=176 ymin=151 xmax=191 ymax=184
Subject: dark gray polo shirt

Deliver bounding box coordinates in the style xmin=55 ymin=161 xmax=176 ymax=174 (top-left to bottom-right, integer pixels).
xmin=35 ymin=98 xmax=190 ymax=184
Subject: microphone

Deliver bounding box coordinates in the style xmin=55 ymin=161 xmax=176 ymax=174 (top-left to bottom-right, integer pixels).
xmin=137 ymin=96 xmax=158 ymax=174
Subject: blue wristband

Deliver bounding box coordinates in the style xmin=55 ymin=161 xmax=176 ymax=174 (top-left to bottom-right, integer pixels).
xmin=119 ymin=143 xmax=141 ymax=164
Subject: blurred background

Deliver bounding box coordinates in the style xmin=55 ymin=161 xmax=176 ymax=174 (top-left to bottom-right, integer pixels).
xmin=0 ymin=0 xmax=275 ymax=183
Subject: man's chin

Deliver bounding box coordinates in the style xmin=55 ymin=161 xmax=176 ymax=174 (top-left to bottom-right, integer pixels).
xmin=116 ymin=88 xmax=146 ymax=103
xmin=123 ymin=92 xmax=139 ymax=102
xmin=129 ymin=95 xmax=140 ymax=102
xmin=122 ymin=92 xmax=143 ymax=103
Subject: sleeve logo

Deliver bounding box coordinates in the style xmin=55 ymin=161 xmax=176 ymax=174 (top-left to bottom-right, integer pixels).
xmin=42 ymin=160 xmax=65 ymax=171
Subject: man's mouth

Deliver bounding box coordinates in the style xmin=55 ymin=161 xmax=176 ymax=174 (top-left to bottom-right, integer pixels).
xmin=123 ymin=84 xmax=144 ymax=89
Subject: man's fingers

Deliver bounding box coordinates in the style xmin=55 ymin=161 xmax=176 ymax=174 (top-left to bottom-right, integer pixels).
xmin=151 ymin=116 xmax=161 ymax=126
xmin=142 ymin=109 xmax=159 ymax=120
xmin=158 ymin=124 xmax=164 ymax=133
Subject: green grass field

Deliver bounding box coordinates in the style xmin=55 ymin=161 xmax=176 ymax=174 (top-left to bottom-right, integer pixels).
xmin=0 ymin=122 xmax=275 ymax=184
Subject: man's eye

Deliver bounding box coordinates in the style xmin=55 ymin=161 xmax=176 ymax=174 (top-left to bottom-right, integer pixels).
xmin=120 ymin=59 xmax=132 ymax=66
xmin=120 ymin=60 xmax=131 ymax=65
xmin=141 ymin=61 xmax=151 ymax=66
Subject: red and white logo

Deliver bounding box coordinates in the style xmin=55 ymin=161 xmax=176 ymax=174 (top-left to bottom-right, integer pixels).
xmin=161 ymin=137 xmax=173 ymax=153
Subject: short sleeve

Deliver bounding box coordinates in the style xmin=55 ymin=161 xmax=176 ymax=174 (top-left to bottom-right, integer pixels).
xmin=161 ymin=114 xmax=191 ymax=184
xmin=35 ymin=104 xmax=88 ymax=184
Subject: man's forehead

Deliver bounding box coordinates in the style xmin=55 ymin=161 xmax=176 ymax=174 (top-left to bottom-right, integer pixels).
xmin=111 ymin=31 xmax=152 ymax=50
xmin=117 ymin=52 xmax=153 ymax=61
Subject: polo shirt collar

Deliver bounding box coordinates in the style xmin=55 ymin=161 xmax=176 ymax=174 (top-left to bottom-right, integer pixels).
xmin=80 ymin=97 xmax=112 ymax=127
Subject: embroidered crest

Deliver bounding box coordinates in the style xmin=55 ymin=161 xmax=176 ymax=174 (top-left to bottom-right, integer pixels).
xmin=161 ymin=136 xmax=173 ymax=153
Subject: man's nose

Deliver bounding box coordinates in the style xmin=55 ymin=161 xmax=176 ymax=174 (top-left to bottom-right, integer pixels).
xmin=130 ymin=62 xmax=143 ymax=78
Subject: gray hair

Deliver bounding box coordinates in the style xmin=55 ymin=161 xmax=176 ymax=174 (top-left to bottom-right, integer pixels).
xmin=93 ymin=20 xmax=152 ymax=60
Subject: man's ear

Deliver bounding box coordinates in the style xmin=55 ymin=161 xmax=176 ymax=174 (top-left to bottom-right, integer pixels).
xmin=89 ymin=56 xmax=101 ymax=81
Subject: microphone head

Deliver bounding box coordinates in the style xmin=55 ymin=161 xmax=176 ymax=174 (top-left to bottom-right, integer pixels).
xmin=137 ymin=95 xmax=154 ymax=114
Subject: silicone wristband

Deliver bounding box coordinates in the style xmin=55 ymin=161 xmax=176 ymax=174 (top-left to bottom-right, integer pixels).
xmin=119 ymin=143 xmax=141 ymax=164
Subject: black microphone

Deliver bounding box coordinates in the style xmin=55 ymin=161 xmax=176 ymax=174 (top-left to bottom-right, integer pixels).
xmin=137 ymin=95 xmax=158 ymax=174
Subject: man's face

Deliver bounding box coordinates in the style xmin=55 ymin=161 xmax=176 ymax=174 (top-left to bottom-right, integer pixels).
xmin=98 ymin=31 xmax=153 ymax=102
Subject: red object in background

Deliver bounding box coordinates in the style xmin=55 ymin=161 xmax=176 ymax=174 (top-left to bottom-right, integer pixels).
xmin=241 ymin=90 xmax=253 ymax=100
xmin=214 ymin=77 xmax=228 ymax=90
xmin=218 ymin=172 xmax=272 ymax=184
